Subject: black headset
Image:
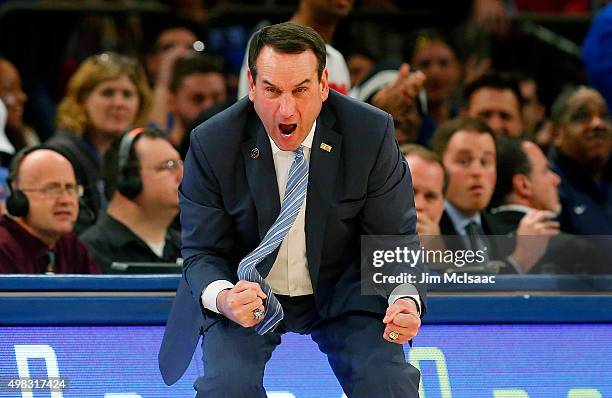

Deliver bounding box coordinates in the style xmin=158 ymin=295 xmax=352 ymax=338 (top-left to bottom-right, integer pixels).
xmin=6 ymin=145 xmax=56 ymax=217
xmin=116 ymin=127 xmax=146 ymax=200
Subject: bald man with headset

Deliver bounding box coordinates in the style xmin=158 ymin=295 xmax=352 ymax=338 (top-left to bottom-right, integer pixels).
xmin=0 ymin=145 xmax=99 ymax=273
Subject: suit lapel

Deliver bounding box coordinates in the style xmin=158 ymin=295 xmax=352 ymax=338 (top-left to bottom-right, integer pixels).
xmin=306 ymin=106 xmax=341 ymax=290
xmin=241 ymin=120 xmax=281 ymax=240
xmin=440 ymin=210 xmax=467 ymax=252
xmin=440 ymin=211 xmax=459 ymax=235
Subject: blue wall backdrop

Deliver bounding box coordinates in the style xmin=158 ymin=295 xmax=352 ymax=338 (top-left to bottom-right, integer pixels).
xmin=1 ymin=323 xmax=610 ymax=397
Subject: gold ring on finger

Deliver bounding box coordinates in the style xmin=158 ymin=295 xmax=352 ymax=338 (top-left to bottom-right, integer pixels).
xmin=252 ymin=308 xmax=264 ymax=321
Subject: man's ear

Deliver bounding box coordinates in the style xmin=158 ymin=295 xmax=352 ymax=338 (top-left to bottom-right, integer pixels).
xmin=512 ymin=173 xmax=532 ymax=199
xmin=247 ymin=69 xmax=255 ymax=102
xmin=320 ymin=68 xmax=329 ymax=102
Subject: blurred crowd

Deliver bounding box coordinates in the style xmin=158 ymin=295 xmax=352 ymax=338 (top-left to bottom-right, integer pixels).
xmin=0 ymin=0 xmax=611 ymax=276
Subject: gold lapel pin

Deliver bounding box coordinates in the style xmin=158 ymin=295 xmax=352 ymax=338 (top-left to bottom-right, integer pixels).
xmin=250 ymin=148 xmax=260 ymax=159
xmin=320 ymin=143 xmax=332 ymax=152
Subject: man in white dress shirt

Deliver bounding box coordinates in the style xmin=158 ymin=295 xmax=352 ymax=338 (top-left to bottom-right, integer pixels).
xmin=160 ymin=22 xmax=425 ymax=397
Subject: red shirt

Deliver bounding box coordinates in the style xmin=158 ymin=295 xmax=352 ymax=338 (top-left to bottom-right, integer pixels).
xmin=514 ymin=0 xmax=588 ymax=14
xmin=0 ymin=216 xmax=100 ymax=274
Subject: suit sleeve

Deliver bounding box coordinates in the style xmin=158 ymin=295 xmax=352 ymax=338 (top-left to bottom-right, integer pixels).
xmin=360 ymin=114 xmax=427 ymax=314
xmin=180 ymin=133 xmax=237 ymax=304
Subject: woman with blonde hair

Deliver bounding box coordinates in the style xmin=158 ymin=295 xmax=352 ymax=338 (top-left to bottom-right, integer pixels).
xmin=47 ymin=52 xmax=151 ymax=229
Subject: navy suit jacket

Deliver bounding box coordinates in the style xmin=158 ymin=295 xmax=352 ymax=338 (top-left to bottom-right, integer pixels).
xmin=158 ymin=91 xmax=426 ymax=385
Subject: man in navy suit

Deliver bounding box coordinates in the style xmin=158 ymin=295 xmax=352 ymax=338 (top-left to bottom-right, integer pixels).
xmin=159 ymin=22 xmax=426 ymax=397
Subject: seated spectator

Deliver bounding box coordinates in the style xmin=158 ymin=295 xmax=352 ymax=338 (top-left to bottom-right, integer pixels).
xmin=549 ymin=86 xmax=612 ymax=235
xmin=432 ymin=117 xmax=544 ymax=273
xmin=402 ymin=144 xmax=448 ymax=255
xmin=407 ymin=29 xmax=462 ymax=136
xmin=490 ymin=136 xmax=606 ymax=273
xmin=401 ymin=144 xmax=447 ymax=236
xmin=357 ymin=28 xmax=459 ymax=147
xmin=0 ymin=58 xmax=40 ymax=158
xmin=145 ymin=19 xmax=200 ymax=133
xmin=463 ymin=71 xmax=524 ymax=137
xmin=346 ymin=48 xmax=376 ymax=97
xmin=0 ymin=146 xmax=99 ymax=273
xmin=365 ymin=64 xmax=427 ymax=147
xmin=167 ymin=53 xmax=227 ymax=149
xmin=432 ymin=117 xmax=498 ymax=239
xmin=490 ymin=137 xmax=560 ymax=214
xmin=80 ymin=128 xmax=182 ymax=273
xmin=47 ymin=52 xmax=152 ymax=230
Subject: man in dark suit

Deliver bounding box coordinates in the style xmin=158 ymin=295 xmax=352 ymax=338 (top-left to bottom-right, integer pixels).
xmin=463 ymin=71 xmax=524 ymax=138
xmin=489 ymin=136 xmax=607 ymax=274
xmin=159 ymin=23 xmax=425 ymax=397
xmin=432 ymin=117 xmax=508 ymax=271
xmin=549 ymin=86 xmax=612 ymax=236
xmin=432 ymin=117 xmax=540 ymax=273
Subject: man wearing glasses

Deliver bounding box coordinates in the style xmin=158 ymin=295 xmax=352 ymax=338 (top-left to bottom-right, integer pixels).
xmin=80 ymin=128 xmax=183 ymax=272
xmin=0 ymin=146 xmax=99 ymax=273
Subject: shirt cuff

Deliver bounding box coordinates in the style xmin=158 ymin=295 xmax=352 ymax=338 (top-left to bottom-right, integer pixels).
xmin=201 ymin=280 xmax=235 ymax=313
xmin=388 ymin=283 xmax=422 ymax=315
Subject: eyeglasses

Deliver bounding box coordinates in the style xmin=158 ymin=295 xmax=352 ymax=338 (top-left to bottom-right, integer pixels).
xmin=152 ymin=159 xmax=183 ymax=173
xmin=21 ymin=183 xmax=84 ymax=199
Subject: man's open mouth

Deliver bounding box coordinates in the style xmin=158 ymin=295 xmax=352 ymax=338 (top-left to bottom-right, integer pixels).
xmin=279 ymin=123 xmax=297 ymax=136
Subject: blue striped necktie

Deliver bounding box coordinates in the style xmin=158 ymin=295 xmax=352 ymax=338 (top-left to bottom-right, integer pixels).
xmin=237 ymin=145 xmax=309 ymax=334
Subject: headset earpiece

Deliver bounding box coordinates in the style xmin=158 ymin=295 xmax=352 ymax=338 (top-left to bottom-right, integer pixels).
xmin=116 ymin=128 xmax=145 ymax=200
xmin=6 ymin=186 xmax=29 ymax=217
xmin=5 ymin=146 xmax=46 ymax=218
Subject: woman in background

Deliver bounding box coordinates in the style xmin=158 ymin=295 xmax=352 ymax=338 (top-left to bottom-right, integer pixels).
xmin=47 ymin=52 xmax=151 ymax=230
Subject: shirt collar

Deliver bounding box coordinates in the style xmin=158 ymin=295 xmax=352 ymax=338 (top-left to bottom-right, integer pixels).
xmin=444 ymin=200 xmax=482 ymax=232
xmin=269 ymin=120 xmax=316 ymax=156
xmin=490 ymin=204 xmax=533 ymax=214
